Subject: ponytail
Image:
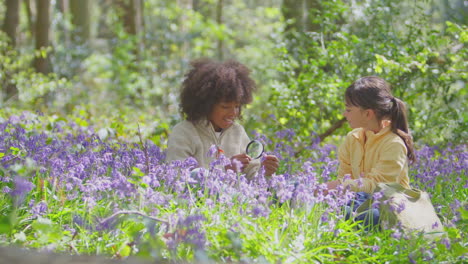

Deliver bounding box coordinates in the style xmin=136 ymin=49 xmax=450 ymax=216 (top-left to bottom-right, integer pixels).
xmin=390 ymin=97 xmax=416 ymax=163
xmin=345 ymin=76 xmax=416 ymax=163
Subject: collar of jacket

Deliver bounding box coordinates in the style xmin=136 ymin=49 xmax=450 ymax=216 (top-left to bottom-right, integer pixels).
xmin=351 ymin=125 xmax=392 ymax=145
xmin=192 ymin=118 xmax=235 ymax=137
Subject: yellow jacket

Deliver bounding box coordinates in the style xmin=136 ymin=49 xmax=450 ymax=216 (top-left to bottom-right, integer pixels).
xmin=337 ymin=126 xmax=410 ymax=193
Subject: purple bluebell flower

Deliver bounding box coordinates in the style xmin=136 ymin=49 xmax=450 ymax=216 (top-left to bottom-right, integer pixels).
xmin=372 ymin=245 xmax=380 ymax=252
xmin=208 ymin=145 xmax=218 ymax=158
xmin=391 ymin=228 xmax=402 ymax=239
xmin=11 ymin=176 xmax=35 ymax=205
xmin=2 ymin=186 xmax=11 ymax=193
xmin=251 ymin=205 xmax=271 ymax=218
xmin=440 ymin=237 xmax=451 ymax=249
xmin=31 ymin=201 xmax=48 ymax=217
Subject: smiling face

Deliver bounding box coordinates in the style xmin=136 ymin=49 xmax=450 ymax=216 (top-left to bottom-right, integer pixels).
xmin=209 ymin=101 xmax=240 ymax=131
xmin=343 ymin=104 xmax=368 ymax=129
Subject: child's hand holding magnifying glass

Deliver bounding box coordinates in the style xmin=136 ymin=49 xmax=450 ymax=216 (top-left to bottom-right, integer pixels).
xmin=246 ymin=140 xmax=279 ymax=176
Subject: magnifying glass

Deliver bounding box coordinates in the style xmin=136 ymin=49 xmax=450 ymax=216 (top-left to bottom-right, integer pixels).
xmin=246 ymin=140 xmax=264 ymax=159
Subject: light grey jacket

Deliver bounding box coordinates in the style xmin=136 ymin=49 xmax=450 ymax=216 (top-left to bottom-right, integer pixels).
xmin=165 ymin=119 xmax=260 ymax=179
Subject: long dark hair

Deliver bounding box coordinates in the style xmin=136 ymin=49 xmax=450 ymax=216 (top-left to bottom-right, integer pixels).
xmin=345 ymin=76 xmax=416 ymax=163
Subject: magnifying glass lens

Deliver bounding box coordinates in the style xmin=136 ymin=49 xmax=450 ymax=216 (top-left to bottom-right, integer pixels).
xmin=246 ymin=140 xmax=264 ymax=159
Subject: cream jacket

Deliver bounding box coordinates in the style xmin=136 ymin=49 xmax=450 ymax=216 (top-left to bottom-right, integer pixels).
xmin=337 ymin=126 xmax=410 ymax=193
xmin=165 ymin=120 xmax=260 ymax=179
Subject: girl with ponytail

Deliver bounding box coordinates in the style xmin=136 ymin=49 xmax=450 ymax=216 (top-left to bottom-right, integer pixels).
xmin=324 ymin=76 xmax=415 ymax=226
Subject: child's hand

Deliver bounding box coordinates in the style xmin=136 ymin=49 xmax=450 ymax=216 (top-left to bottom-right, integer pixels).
xmin=226 ymin=153 xmax=252 ymax=172
xmin=262 ymin=155 xmax=279 ymax=176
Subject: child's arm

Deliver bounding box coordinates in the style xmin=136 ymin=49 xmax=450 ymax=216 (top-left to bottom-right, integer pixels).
xmin=340 ymin=141 xmax=408 ymax=193
xmin=166 ymin=123 xmax=196 ymax=163
xmin=359 ymin=142 xmax=408 ymax=192
xmin=337 ymin=135 xmax=353 ymax=180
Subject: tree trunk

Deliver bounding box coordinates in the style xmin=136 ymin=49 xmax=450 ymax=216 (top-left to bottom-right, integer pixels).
xmin=1 ymin=0 xmax=21 ymax=100
xmin=216 ymin=0 xmax=224 ymax=60
xmin=192 ymin=0 xmax=212 ymax=18
xmin=69 ymin=0 xmax=90 ymax=44
xmin=2 ymin=0 xmax=21 ymax=46
xmin=34 ymin=0 xmax=51 ymax=74
xmin=24 ymin=0 xmax=35 ymax=39
xmin=305 ymin=0 xmax=321 ymax=32
xmin=56 ymin=0 xmax=68 ymax=13
xmin=116 ymin=0 xmax=143 ymax=36
xmin=56 ymin=0 xmax=70 ymax=46
xmin=282 ymin=0 xmax=303 ymax=33
xmin=116 ymin=0 xmax=143 ymax=58
xmin=193 ymin=0 xmax=200 ymax=11
xmin=139 ymin=0 xmax=145 ymax=36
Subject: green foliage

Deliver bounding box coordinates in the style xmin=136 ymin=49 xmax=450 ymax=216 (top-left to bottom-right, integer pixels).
xmin=260 ymin=0 xmax=467 ymax=145
xmin=0 ymin=113 xmax=466 ymax=263
xmin=1 ymin=1 xmax=467 ymax=262
xmin=0 ymin=32 xmax=72 ymax=110
xmin=2 ymin=0 xmax=465 ymax=147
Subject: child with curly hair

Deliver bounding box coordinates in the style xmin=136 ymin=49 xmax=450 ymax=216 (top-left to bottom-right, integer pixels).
xmin=166 ymin=58 xmax=279 ymax=178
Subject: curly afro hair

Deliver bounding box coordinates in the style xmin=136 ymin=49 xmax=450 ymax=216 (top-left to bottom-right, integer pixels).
xmin=180 ymin=58 xmax=257 ymax=122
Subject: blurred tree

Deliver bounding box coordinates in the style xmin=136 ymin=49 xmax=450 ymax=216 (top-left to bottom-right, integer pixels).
xmin=116 ymin=0 xmax=143 ymax=36
xmin=282 ymin=0 xmax=321 ymax=33
xmin=192 ymin=0 xmax=214 ymax=18
xmin=279 ymin=0 xmax=346 ymax=141
xmin=2 ymin=0 xmax=20 ymax=46
xmin=24 ymin=0 xmax=35 ymax=41
xmin=282 ymin=0 xmax=303 ymax=34
xmin=1 ymin=0 xmax=20 ymax=99
xmin=115 ymin=0 xmax=144 ymax=58
xmin=304 ymin=0 xmax=320 ymax=32
xmin=442 ymin=0 xmax=467 ymax=25
xmin=69 ymin=0 xmax=90 ymax=44
xmin=216 ymin=0 xmax=224 ymax=60
xmin=34 ymin=0 xmax=50 ymax=74
xmin=56 ymin=0 xmax=70 ymax=45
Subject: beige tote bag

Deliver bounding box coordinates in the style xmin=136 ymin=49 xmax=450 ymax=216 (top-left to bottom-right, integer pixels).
xmin=357 ymin=182 xmax=445 ymax=238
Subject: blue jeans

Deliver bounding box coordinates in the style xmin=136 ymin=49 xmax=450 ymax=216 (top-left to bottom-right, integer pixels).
xmin=345 ymin=192 xmax=380 ymax=229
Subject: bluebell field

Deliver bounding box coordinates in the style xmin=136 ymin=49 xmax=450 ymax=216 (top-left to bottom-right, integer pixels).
xmin=0 ymin=112 xmax=467 ymax=263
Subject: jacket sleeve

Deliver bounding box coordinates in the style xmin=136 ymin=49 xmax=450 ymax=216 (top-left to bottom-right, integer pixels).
xmin=337 ymin=135 xmax=352 ymax=179
xmin=345 ymin=140 xmax=407 ymax=193
xmin=360 ymin=141 xmax=407 ymax=193
xmin=165 ymin=123 xmax=195 ymax=163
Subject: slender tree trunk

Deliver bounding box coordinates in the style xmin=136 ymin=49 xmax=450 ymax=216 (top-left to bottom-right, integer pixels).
xmin=193 ymin=0 xmax=200 ymax=11
xmin=216 ymin=0 xmax=224 ymax=60
xmin=138 ymin=0 xmax=145 ymax=35
xmin=116 ymin=0 xmax=143 ymax=57
xmin=2 ymin=0 xmax=21 ymax=46
xmin=24 ymin=0 xmax=34 ymax=35
xmin=282 ymin=0 xmax=303 ymax=33
xmin=192 ymin=0 xmax=211 ymax=18
xmin=305 ymin=0 xmax=321 ymax=32
xmin=132 ymin=0 xmax=144 ymax=61
xmin=1 ymin=0 xmax=21 ymax=100
xmin=23 ymin=0 xmax=36 ymax=41
xmin=69 ymin=0 xmax=90 ymax=44
xmin=116 ymin=0 xmax=144 ymax=36
xmin=34 ymin=0 xmax=51 ymax=74
xmin=56 ymin=0 xmax=70 ymax=46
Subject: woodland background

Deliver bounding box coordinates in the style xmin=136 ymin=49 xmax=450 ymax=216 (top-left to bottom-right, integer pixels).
xmin=0 ymin=0 xmax=466 ymax=146
xmin=0 ymin=1 xmax=467 ymax=263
